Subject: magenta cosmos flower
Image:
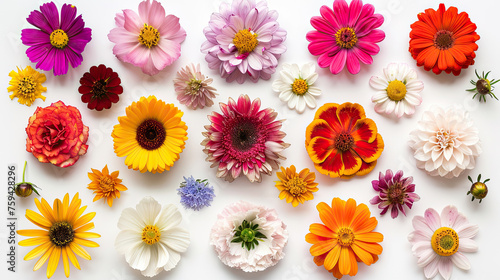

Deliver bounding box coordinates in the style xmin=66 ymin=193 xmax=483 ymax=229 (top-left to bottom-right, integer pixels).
xmin=108 ymin=0 xmax=186 ymax=76
xmin=201 ymin=0 xmax=287 ymax=83
xmin=306 ymin=0 xmax=385 ymax=74
xmin=201 ymin=95 xmax=290 ymax=182
xmin=21 ymin=2 xmax=92 ymax=76
xmin=369 ymin=169 xmax=420 ymax=219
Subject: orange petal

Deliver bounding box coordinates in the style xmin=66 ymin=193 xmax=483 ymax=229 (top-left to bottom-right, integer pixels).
xmin=353 ymin=240 xmax=383 ymax=255
xmin=336 ymin=103 xmax=366 ymax=133
xmin=331 ymin=197 xmax=346 ymax=227
xmin=338 ymin=247 xmax=351 ymax=276
xmin=352 ymin=133 xmax=384 ymax=163
xmin=309 ymin=223 xmax=335 ymax=238
xmin=350 ymin=118 xmax=377 ymax=143
xmin=354 ymin=160 xmax=378 ymax=176
xmin=307 ymin=137 xmax=335 ymax=164
xmin=351 ymin=242 xmax=374 ymax=265
xmin=306 ymin=119 xmax=335 ymax=145
xmin=310 ymin=239 xmax=337 ymax=256
xmin=305 ymin=233 xmax=330 ymax=244
xmin=347 ymin=247 xmax=358 ymax=276
xmin=324 ymin=244 xmax=341 ymax=270
xmin=355 ymin=232 xmax=384 ymax=243
xmin=316 ymin=202 xmax=339 ymax=231
xmin=314 ymin=103 xmax=342 ymax=132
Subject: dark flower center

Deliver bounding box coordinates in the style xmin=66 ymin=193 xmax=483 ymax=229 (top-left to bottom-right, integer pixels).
xmin=230 ymin=120 xmax=259 ymax=151
xmin=335 ymin=27 xmax=357 ymax=49
xmin=334 ymin=133 xmax=354 ymax=152
xmin=476 ymin=79 xmax=491 ymax=95
xmin=433 ymin=30 xmax=455 ymax=50
xmin=49 ymin=221 xmax=74 ymax=247
xmin=91 ymin=80 xmax=108 ymax=98
xmin=136 ymin=119 xmax=166 ymax=150
xmin=19 ymin=76 xmax=36 ymax=95
xmin=387 ymin=182 xmax=405 ymax=205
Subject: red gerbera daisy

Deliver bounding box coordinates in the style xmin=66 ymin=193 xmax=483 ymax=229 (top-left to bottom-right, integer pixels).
xmin=305 ymin=103 xmax=384 ymax=178
xmin=409 ymin=4 xmax=480 ymax=76
xmin=78 ymin=64 xmax=123 ymax=111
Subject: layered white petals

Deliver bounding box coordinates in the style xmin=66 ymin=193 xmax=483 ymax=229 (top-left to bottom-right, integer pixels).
xmin=409 ymin=105 xmax=481 ymax=178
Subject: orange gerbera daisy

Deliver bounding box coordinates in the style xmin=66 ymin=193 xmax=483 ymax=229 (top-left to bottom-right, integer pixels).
xmin=87 ymin=165 xmax=127 ymax=207
xmin=306 ymin=198 xmax=383 ymax=279
xmin=17 ymin=193 xmax=100 ymax=278
xmin=305 ymin=102 xmax=383 ymax=178
xmin=409 ymin=4 xmax=480 ymax=76
xmin=275 ymin=165 xmax=319 ymax=207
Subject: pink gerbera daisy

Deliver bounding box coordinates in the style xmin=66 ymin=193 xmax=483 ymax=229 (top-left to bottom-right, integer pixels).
xmin=108 ymin=0 xmax=186 ymax=76
xmin=408 ymin=206 xmax=478 ymax=280
xmin=201 ymin=95 xmax=290 ymax=182
xmin=306 ymin=0 xmax=385 ymax=74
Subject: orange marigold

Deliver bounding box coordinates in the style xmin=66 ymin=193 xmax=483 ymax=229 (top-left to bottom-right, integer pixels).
xmin=275 ymin=165 xmax=318 ymax=207
xmin=306 ymin=198 xmax=383 ymax=278
xmin=87 ymin=165 xmax=127 ymax=207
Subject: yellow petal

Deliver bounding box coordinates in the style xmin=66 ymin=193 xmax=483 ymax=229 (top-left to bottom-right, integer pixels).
xmin=24 ymin=241 xmax=52 ymax=261
xmin=17 ymin=229 xmax=48 ymax=237
xmin=62 ymin=245 xmax=70 ymax=277
xmin=46 ymin=246 xmax=61 ymax=279
xmin=65 ymin=246 xmax=80 ymax=270
xmin=19 ymin=236 xmax=49 ymax=246
xmin=33 ymin=245 xmax=54 ymax=271
xmin=75 ymin=232 xmax=101 ymax=239
xmin=35 ymin=198 xmax=55 ymax=224
xmin=69 ymin=242 xmax=91 ymax=260
xmin=73 ymin=212 xmax=96 ymax=229
xmin=73 ymin=237 xmax=100 ymax=248
xmin=74 ymin=222 xmax=94 ymax=233
xmin=26 ymin=209 xmax=52 ymax=229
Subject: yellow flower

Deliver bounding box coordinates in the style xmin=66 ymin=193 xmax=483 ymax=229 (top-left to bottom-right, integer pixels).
xmin=112 ymin=96 xmax=188 ymax=173
xmin=87 ymin=165 xmax=127 ymax=207
xmin=17 ymin=193 xmax=100 ymax=279
xmin=8 ymin=66 xmax=47 ymax=106
xmin=275 ymin=165 xmax=319 ymax=207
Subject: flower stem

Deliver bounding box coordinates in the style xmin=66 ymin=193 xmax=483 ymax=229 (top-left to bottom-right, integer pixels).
xmin=22 ymin=161 xmax=27 ymax=182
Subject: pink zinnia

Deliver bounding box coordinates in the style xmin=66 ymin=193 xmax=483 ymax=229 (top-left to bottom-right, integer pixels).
xmin=369 ymin=169 xmax=420 ymax=219
xmin=108 ymin=0 xmax=186 ymax=76
xmin=201 ymin=95 xmax=289 ymax=182
xmin=201 ymin=0 xmax=287 ymax=83
xmin=306 ymin=0 xmax=385 ymax=74
xmin=408 ymin=206 xmax=478 ymax=280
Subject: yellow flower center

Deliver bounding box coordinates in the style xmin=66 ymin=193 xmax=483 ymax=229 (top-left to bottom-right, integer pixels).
xmin=187 ymin=78 xmax=203 ymax=95
xmin=99 ymin=176 xmax=115 ymax=192
xmin=386 ymin=80 xmax=407 ymax=101
xmin=292 ymin=79 xmax=309 ymax=95
xmin=142 ymin=225 xmax=161 ymax=245
xmin=50 ymin=29 xmax=69 ymax=49
xmin=431 ymin=227 xmax=459 ymax=256
xmin=233 ymin=29 xmax=258 ymax=54
xmin=49 ymin=221 xmax=74 ymax=247
xmin=284 ymin=176 xmax=308 ymax=196
xmin=337 ymin=227 xmax=354 ymax=246
xmin=335 ymin=27 xmax=357 ymax=49
xmin=138 ymin=24 xmax=160 ymax=48
xmin=18 ymin=76 xmax=37 ymax=95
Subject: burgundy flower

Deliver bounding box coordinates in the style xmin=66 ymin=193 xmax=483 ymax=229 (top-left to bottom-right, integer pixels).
xmin=26 ymin=101 xmax=89 ymax=168
xmin=79 ymin=64 xmax=123 ymax=111
xmin=369 ymin=169 xmax=420 ymax=218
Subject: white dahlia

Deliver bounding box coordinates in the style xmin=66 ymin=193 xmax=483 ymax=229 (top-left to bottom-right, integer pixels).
xmin=409 ymin=106 xmax=481 ymax=178
xmin=210 ymin=201 xmax=288 ymax=272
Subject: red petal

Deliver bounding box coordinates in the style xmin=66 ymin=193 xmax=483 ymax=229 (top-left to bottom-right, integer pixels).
xmin=306 ymin=119 xmax=335 ymax=145
xmin=336 ymin=103 xmax=366 ymax=133
xmin=314 ymin=103 xmax=343 ymax=132
xmin=308 ymin=136 xmax=335 ymax=164
xmin=352 ymin=133 xmax=384 ymax=163
xmin=351 ymin=118 xmax=377 ymax=143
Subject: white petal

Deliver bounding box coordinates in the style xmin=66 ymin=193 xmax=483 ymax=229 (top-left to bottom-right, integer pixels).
xmin=115 ymin=229 xmax=142 ymax=254
xmin=118 ymin=208 xmax=146 ymax=231
xmin=136 ymin=197 xmax=162 ymax=226
xmin=304 ymin=93 xmax=317 ymax=109
xmin=156 ymin=204 xmax=182 ymax=232
xmin=385 ymin=100 xmax=396 ymax=114
xmin=296 ymin=97 xmax=306 ymax=113
xmin=288 ymin=94 xmax=299 ymax=110
xmin=371 ymin=91 xmax=389 ymax=102
xmin=279 ymin=69 xmax=294 ymax=84
xmin=141 ymin=245 xmax=161 ymax=277
xmin=289 ymin=64 xmax=300 ymax=78
xmin=126 ymin=243 xmax=151 ymax=271
xmin=301 ymin=62 xmax=315 ymax=79
xmin=272 ymin=80 xmax=285 ymax=92
xmin=305 ymin=72 xmax=318 ymax=84
xmin=278 ymin=89 xmax=293 ymax=102
xmin=394 ymin=101 xmax=404 ymax=118
xmin=451 ymin=252 xmax=471 ymax=270
xmin=162 ymin=227 xmax=190 ymax=253
xmin=384 ymin=63 xmax=399 ymax=81
xmin=369 ymin=76 xmax=389 ymax=90
xmin=163 ymin=248 xmax=181 ymax=271
xmin=307 ymin=86 xmax=322 ymax=96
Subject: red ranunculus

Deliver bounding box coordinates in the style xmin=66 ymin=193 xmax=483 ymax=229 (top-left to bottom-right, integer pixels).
xmin=26 ymin=101 xmax=89 ymax=168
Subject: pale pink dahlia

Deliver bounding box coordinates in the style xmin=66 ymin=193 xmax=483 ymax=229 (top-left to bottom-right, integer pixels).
xmin=408 ymin=206 xmax=478 ymax=280
xmin=306 ymin=0 xmax=385 ymax=74
xmin=409 ymin=106 xmax=481 ymax=178
xmin=108 ymin=0 xmax=186 ymax=76
xmin=210 ymin=201 xmax=288 ymax=272
xmin=201 ymin=0 xmax=287 ymax=83
xmin=369 ymin=169 xmax=420 ymax=219
xmin=174 ymin=63 xmax=217 ymax=109
xmin=201 ymin=95 xmax=289 ymax=182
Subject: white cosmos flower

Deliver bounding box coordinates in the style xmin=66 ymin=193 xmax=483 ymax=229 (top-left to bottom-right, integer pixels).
xmin=409 ymin=106 xmax=482 ymax=178
xmin=370 ymin=63 xmax=423 ymax=118
xmin=115 ymin=197 xmax=190 ymax=277
xmin=272 ymin=62 xmax=321 ymax=113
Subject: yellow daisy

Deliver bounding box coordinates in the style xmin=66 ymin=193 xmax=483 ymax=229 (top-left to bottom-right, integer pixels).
xmin=275 ymin=165 xmax=319 ymax=207
xmin=112 ymin=96 xmax=188 ymax=173
xmin=17 ymin=193 xmax=100 ymax=279
xmin=8 ymin=66 xmax=47 ymax=106
xmin=87 ymin=165 xmax=127 ymax=207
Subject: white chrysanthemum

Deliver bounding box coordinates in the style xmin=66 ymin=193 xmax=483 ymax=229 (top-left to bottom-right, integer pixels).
xmin=115 ymin=197 xmax=190 ymax=277
xmin=272 ymin=62 xmax=321 ymax=113
xmin=409 ymin=106 xmax=481 ymax=178
xmin=370 ymin=63 xmax=423 ymax=118
xmin=210 ymin=201 xmax=288 ymax=272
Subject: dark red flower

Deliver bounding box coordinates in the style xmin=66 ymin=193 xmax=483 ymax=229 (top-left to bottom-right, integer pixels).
xmin=79 ymin=64 xmax=123 ymax=111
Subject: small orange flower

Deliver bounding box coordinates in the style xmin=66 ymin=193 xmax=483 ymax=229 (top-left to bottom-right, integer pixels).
xmin=87 ymin=165 xmax=127 ymax=207
xmin=306 ymin=198 xmax=383 ymax=279
xmin=275 ymin=165 xmax=318 ymax=207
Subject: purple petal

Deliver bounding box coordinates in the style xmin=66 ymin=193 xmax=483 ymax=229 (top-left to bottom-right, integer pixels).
xmin=21 ymin=29 xmax=50 ymax=46
xmin=371 ymin=180 xmax=380 ymax=191
xmin=63 ymin=47 xmax=83 ymax=68
xmin=40 ymin=2 xmax=60 ymax=30
xmin=36 ymin=46 xmax=56 ymax=72
xmin=384 ymin=169 xmax=394 ymax=182
xmin=380 ymin=205 xmax=389 ymax=215
xmin=60 ymin=4 xmax=77 ymax=31
xmin=54 ymin=48 xmax=69 ymax=75
xmin=26 ymin=10 xmax=52 ymax=34
xmin=393 ymin=170 xmax=404 ymax=182
xmin=369 ymin=196 xmax=382 ymax=205
xmin=390 ymin=206 xmax=399 ymax=219
xmin=68 ymin=27 xmax=91 ymax=54
xmin=66 ymin=15 xmax=85 ymax=38
xmin=26 ymin=43 xmax=51 ymax=63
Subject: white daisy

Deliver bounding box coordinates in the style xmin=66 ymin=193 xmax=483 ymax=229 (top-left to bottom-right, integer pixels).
xmin=369 ymin=63 xmax=423 ymax=118
xmin=115 ymin=197 xmax=190 ymax=277
xmin=272 ymin=62 xmax=321 ymax=113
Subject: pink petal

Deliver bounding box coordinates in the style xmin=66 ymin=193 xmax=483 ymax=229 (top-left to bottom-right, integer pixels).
xmin=329 ymin=49 xmax=347 ymax=74
xmin=412 ymin=216 xmax=434 ymax=237
xmin=458 ymin=238 xmax=478 ymax=253
xmin=123 ymin=9 xmax=142 ymax=33
xmin=126 ymin=45 xmax=150 ymax=67
xmin=437 ymin=258 xmax=453 ymax=280
xmin=456 ymin=224 xmax=479 ymax=239
xmin=310 ymin=16 xmax=336 ymax=34
xmin=333 ymin=0 xmax=349 ymax=25
xmin=451 ymin=252 xmax=471 ymax=270
xmin=159 ymin=15 xmax=186 ymax=44
xmin=440 ymin=205 xmax=459 ymax=228
xmin=319 ymin=5 xmax=340 ymax=30
xmin=346 ymin=51 xmax=360 ymax=74
xmin=424 ymin=208 xmax=441 ymax=231
xmin=348 ymin=0 xmax=363 ymax=27
xmin=423 ymin=258 xmax=439 ymax=278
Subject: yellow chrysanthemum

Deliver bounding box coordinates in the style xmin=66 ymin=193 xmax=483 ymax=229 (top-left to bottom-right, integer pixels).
xmin=112 ymin=96 xmax=188 ymax=173
xmin=87 ymin=165 xmax=127 ymax=207
xmin=17 ymin=193 xmax=100 ymax=279
xmin=275 ymin=165 xmax=319 ymax=207
xmin=8 ymin=66 xmax=47 ymax=106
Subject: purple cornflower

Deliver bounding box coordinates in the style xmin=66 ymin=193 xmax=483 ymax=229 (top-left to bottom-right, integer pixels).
xmin=177 ymin=176 xmax=215 ymax=211
xmin=21 ymin=2 xmax=92 ymax=76
xmin=369 ymin=169 xmax=420 ymax=219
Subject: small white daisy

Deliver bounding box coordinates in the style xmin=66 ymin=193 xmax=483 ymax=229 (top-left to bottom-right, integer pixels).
xmin=369 ymin=63 xmax=423 ymax=118
xmin=272 ymin=62 xmax=321 ymax=113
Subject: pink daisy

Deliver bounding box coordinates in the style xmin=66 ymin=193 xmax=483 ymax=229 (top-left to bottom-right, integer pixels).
xmin=201 ymin=95 xmax=290 ymax=182
xmin=306 ymin=0 xmax=385 ymax=74
xmin=108 ymin=0 xmax=186 ymax=76
xmin=408 ymin=206 xmax=478 ymax=280
xmin=201 ymin=0 xmax=287 ymax=83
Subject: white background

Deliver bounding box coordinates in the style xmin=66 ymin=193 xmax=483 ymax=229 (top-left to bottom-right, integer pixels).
xmin=1 ymin=0 xmax=499 ymax=279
